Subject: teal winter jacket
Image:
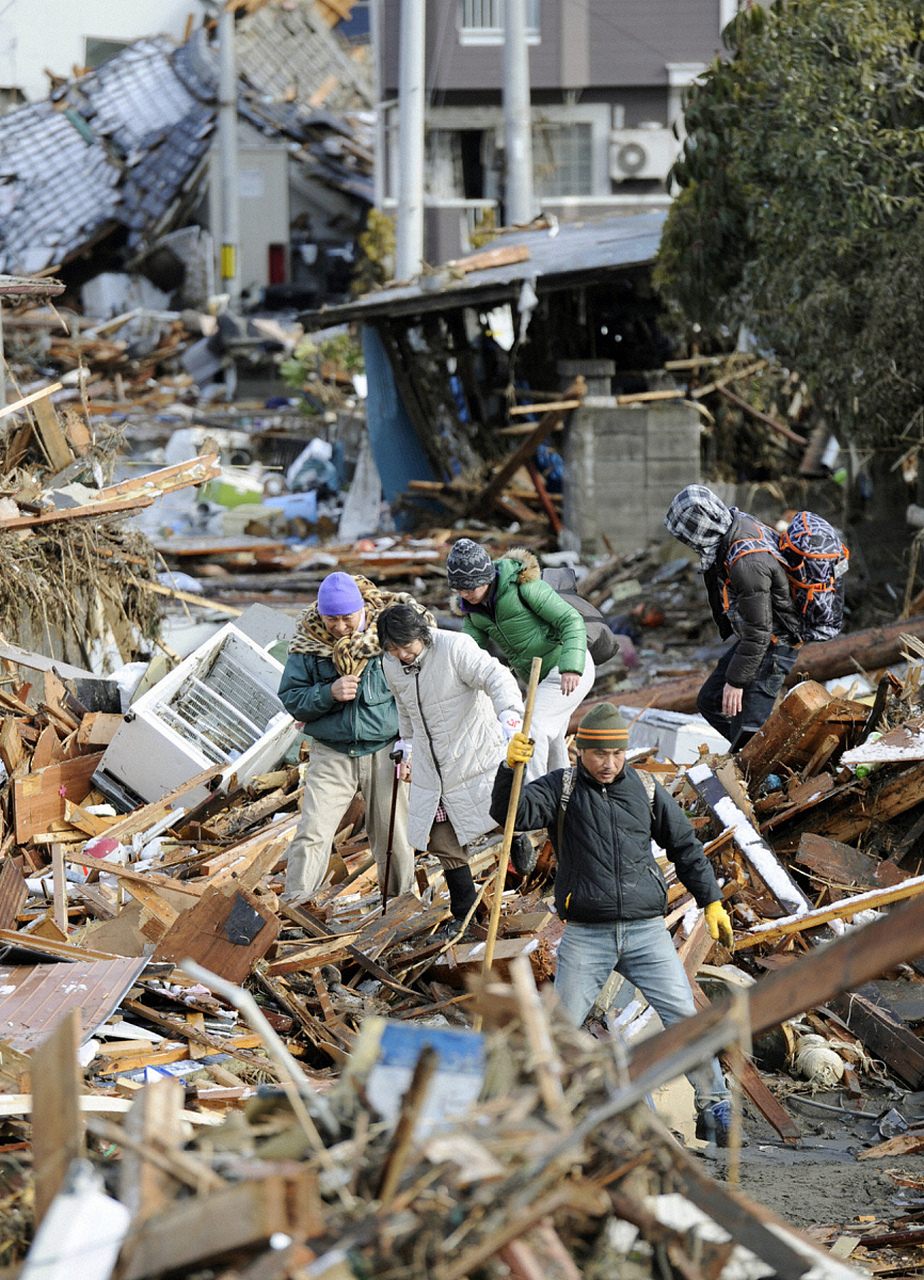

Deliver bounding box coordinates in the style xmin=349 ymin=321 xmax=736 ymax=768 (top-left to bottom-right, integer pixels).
xmin=277 ymin=651 xmax=398 ymax=757
xmin=460 ymin=548 xmax=587 ymax=682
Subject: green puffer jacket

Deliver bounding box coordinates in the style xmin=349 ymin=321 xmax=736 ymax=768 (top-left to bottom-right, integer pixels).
xmin=460 ymin=548 xmax=587 ymax=682
xmin=277 ymin=651 xmax=398 ymax=757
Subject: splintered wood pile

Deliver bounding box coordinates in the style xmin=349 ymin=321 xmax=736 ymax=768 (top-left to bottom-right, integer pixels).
xmin=10 ymin=958 xmax=865 ymax=1280
xmin=0 ymin=382 xmax=220 ymax=668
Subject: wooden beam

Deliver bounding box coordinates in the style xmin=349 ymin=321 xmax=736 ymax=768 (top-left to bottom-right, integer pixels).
xmin=119 ymin=1173 xmax=324 ymax=1280
xmin=715 ymin=385 xmax=808 ymax=446
xmin=474 ymin=377 xmax=584 ymax=515
xmin=829 ymin=985 xmax=924 ymax=1088
xmin=32 ymin=1008 xmax=83 ymax=1228
xmin=735 ymin=873 xmax=924 ymax=950
xmin=0 ymin=494 xmax=155 ymax=531
xmin=0 ymin=381 xmax=63 ymax=423
xmin=685 ymin=762 xmax=812 ymax=917
xmin=119 ymin=1077 xmax=186 ymax=1222
xmin=626 ymin=887 xmax=924 ymax=1087
xmin=448 ymin=243 xmax=530 ymax=274
xmin=31 ymin=394 xmax=73 ymax=472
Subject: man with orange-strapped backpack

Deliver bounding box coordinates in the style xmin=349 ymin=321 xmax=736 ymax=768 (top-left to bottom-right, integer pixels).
xmin=664 ymin=485 xmax=848 ymax=750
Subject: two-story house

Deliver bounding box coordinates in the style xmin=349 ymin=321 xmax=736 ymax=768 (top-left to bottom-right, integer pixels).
xmin=378 ymin=0 xmax=737 ymax=263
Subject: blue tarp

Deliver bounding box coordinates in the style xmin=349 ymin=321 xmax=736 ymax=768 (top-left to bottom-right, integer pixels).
xmin=362 ymin=324 xmax=436 ymax=502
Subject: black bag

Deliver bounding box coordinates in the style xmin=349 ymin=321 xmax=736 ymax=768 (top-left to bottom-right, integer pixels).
xmin=529 ymin=566 xmax=618 ymax=666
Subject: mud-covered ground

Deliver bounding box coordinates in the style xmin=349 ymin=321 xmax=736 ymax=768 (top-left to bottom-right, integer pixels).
xmin=699 ymin=1084 xmax=924 ymax=1237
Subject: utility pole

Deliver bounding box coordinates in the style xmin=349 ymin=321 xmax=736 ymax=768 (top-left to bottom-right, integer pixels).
xmin=218 ymin=4 xmax=241 ymax=310
xmin=370 ymin=0 xmax=385 ymax=210
xmin=394 ymin=0 xmax=425 ymax=280
xmin=503 ymin=0 xmax=534 ymax=226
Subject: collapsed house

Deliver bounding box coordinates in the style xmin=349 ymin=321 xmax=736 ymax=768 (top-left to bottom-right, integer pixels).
xmin=300 ymin=211 xmax=701 ymax=557
xmin=0 ymin=2 xmax=373 ymax=307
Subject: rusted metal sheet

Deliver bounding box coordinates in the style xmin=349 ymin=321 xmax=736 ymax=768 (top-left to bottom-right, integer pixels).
xmin=0 ymin=275 xmax=64 ymax=297
xmin=0 ymin=956 xmax=148 ymax=1053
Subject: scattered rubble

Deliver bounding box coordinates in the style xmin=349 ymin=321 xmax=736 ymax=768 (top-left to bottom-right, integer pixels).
xmin=6 ymin=275 xmax=924 ymax=1275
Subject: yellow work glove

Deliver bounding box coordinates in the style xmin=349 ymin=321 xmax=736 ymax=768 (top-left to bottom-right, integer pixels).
xmin=705 ymin=900 xmax=734 ymax=949
xmin=506 ymin=731 xmax=534 ymax=769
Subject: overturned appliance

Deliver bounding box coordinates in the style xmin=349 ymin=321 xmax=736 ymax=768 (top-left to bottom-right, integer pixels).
xmin=94 ymin=623 xmax=297 ymax=810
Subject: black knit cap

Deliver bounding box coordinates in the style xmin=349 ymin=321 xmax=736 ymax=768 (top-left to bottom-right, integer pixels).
xmin=447 ymin=538 xmax=494 ymax=590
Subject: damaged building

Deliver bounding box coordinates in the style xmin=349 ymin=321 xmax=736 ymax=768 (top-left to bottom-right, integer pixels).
xmin=302 ymin=209 xmax=701 ymax=555
xmin=0 ymin=2 xmax=373 ymax=309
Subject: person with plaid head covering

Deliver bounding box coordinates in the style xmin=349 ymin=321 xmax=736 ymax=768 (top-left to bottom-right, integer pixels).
xmin=664 ymin=485 xmax=802 ymax=748
xmin=278 ymin=572 xmax=431 ymax=905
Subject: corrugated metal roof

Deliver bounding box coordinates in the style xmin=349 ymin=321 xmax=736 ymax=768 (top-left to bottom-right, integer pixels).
xmin=0 ymin=956 xmax=148 ymax=1053
xmin=300 ymin=210 xmax=668 ymax=327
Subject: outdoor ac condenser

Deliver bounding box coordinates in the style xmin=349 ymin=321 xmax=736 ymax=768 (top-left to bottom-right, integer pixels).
xmin=609 ymin=127 xmax=679 ymax=183
xmin=94 ymin=622 xmax=298 ymax=812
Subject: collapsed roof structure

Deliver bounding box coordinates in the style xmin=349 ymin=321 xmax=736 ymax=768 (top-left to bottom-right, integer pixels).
xmin=0 ymin=2 xmax=373 ymax=277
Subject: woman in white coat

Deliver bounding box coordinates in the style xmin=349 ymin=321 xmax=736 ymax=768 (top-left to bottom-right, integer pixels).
xmin=379 ymin=605 xmax=525 ymax=923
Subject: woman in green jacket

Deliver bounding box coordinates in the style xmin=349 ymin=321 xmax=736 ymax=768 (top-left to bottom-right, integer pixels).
xmin=447 ymin=539 xmax=595 ymax=786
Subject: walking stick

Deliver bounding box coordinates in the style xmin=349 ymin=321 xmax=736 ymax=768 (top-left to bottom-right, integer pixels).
xmin=477 ymin=655 xmax=543 ymax=1019
xmin=381 ymin=747 xmax=403 ymax=916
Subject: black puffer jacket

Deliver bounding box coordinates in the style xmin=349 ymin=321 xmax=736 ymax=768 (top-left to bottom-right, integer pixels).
xmin=491 ymin=761 xmax=720 ymax=923
xmin=705 ymin=510 xmax=802 ymax=689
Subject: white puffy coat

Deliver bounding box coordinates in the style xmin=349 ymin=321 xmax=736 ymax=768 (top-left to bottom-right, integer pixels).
xmin=383 ymin=629 xmax=524 ymax=849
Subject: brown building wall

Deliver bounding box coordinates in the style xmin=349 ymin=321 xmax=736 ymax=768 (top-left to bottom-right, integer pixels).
xmin=382 ymin=0 xmax=724 ymax=96
xmin=587 ymin=1 xmax=723 ymax=87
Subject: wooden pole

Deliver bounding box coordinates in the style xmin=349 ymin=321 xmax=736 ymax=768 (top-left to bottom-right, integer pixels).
xmin=477 ymin=656 xmax=543 ymax=1010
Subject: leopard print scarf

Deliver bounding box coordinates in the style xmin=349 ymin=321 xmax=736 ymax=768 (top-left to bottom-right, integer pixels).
xmin=288 ymin=574 xmax=433 ymax=676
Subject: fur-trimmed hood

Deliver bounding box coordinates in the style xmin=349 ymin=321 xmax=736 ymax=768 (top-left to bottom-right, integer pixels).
xmin=503 ymin=547 xmax=541 ymax=584
xmin=449 ymin=547 xmax=540 ymax=616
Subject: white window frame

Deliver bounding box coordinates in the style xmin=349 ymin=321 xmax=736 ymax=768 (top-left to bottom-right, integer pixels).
xmin=419 ymin=103 xmax=612 ymax=201
xmin=459 ymin=0 xmax=540 ymax=47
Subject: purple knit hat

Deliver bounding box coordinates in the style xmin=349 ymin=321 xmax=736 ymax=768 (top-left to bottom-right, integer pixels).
xmin=317 ymin=572 xmax=364 ymax=616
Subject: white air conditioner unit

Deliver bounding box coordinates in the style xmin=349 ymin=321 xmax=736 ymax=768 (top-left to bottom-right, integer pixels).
xmin=609 ymin=127 xmax=679 ymax=183
xmin=94 ymin=622 xmax=298 ymax=811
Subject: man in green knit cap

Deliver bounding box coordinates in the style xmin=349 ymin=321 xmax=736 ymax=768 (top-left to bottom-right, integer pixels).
xmin=491 ymin=701 xmax=739 ymax=1147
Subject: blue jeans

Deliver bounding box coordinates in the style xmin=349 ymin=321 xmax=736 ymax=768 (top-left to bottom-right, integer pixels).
xmin=555 ymin=916 xmax=728 ymax=1107
xmin=697 ymin=639 xmax=798 ymax=747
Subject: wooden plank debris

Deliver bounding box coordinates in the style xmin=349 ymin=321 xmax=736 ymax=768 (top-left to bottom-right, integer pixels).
xmin=31 ymin=1008 xmax=83 ymax=1227
xmin=153 ymin=884 xmax=280 ymax=983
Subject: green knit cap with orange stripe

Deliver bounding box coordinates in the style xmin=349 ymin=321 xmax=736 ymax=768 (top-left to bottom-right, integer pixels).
xmin=575 ymin=703 xmax=629 ymax=751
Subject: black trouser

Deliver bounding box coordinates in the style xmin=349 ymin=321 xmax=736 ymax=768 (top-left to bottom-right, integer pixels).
xmin=697 ymin=639 xmax=798 ymax=748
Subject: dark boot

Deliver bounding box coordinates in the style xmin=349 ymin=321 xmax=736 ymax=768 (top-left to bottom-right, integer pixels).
xmin=444 ymin=864 xmax=477 ymax=920
xmin=695 ymin=1100 xmax=746 ymax=1147
xmin=510 ymin=832 xmax=537 ymax=876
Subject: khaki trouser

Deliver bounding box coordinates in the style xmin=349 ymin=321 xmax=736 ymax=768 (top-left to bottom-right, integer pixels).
xmin=285 ymin=740 xmax=414 ymax=898
xmin=427 ymin=816 xmax=470 ymax=871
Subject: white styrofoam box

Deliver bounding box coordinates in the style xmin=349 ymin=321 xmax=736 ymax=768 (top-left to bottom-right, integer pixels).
xmin=96 ymin=622 xmax=298 ymax=809
xmin=619 ymin=705 xmax=729 ymax=764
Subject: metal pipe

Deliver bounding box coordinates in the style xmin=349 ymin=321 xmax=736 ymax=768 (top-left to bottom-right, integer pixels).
xmin=370 ymin=0 xmax=386 ymax=211
xmin=179 ymin=958 xmax=339 ymax=1142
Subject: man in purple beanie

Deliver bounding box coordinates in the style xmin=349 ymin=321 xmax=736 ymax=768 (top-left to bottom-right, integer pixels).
xmin=277 ymin=571 xmax=430 ymax=905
